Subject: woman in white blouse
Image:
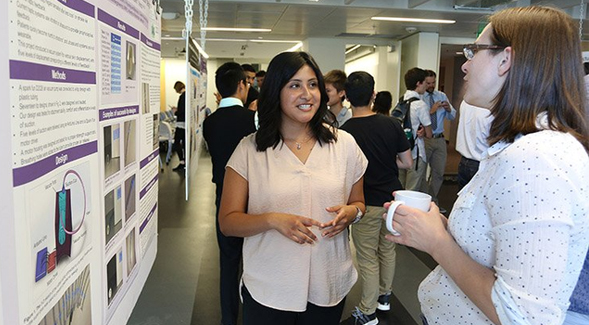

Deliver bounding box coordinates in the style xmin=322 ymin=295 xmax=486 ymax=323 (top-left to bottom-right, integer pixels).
xmin=385 ymin=6 xmax=589 ymax=325
xmin=219 ymin=52 xmax=367 ymax=324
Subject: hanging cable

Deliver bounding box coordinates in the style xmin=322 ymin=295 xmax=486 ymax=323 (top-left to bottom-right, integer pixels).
xmin=580 ymin=0 xmax=585 ymax=40
xmin=183 ymin=0 xmax=194 ymax=40
xmin=199 ymin=0 xmax=209 ymax=50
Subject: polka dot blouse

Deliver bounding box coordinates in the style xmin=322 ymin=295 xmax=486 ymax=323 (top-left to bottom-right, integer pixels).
xmin=418 ymin=128 xmax=589 ymax=324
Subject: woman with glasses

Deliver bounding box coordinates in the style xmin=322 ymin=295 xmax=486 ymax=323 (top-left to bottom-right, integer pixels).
xmin=385 ymin=6 xmax=589 ymax=324
xmin=219 ymin=52 xmax=367 ymax=324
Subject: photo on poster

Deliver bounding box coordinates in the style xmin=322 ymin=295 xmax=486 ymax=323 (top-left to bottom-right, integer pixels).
xmin=141 ymin=82 xmax=150 ymax=114
xmin=126 ymin=229 xmax=137 ymax=277
xmin=104 ymin=185 xmax=122 ymax=246
xmin=39 ymin=265 xmax=92 ymax=325
xmin=126 ymin=41 xmax=136 ymax=80
xmin=106 ymin=249 xmax=124 ymax=306
xmin=30 ymin=163 xmax=92 ymax=285
xmin=152 ymin=114 xmax=159 ymax=151
xmin=124 ymin=174 xmax=136 ymax=222
xmin=104 ymin=124 xmax=121 ymax=180
xmin=123 ymin=120 xmax=137 ymax=167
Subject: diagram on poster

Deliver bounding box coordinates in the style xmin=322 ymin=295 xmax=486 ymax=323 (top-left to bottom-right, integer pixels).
xmin=30 ymin=163 xmax=92 ymax=285
xmin=39 ymin=265 xmax=92 ymax=325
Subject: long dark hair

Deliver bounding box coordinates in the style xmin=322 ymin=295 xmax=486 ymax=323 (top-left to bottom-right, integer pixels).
xmin=487 ymin=6 xmax=589 ymax=152
xmin=255 ymin=52 xmax=336 ymax=151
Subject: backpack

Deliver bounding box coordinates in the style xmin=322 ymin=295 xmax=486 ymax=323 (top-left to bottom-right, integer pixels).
xmin=391 ymin=97 xmax=419 ymax=149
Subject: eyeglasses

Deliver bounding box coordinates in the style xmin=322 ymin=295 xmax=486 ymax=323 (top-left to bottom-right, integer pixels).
xmin=463 ymin=44 xmax=506 ymax=60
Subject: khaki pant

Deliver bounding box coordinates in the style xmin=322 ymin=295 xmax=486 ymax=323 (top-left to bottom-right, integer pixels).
xmin=351 ymin=206 xmax=397 ymax=315
xmin=399 ymin=156 xmax=427 ymax=191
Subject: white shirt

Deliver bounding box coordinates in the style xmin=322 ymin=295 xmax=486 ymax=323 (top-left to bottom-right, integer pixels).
xmin=455 ymin=101 xmax=493 ymax=161
xmin=403 ymin=90 xmax=431 ymax=161
xmin=419 ymin=118 xmax=589 ymax=324
xmin=227 ymin=131 xmax=368 ymax=311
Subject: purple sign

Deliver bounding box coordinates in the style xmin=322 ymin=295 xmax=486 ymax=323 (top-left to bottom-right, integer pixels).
xmin=99 ymin=105 xmax=139 ymax=121
xmin=10 ymin=60 xmax=96 ymax=84
xmin=98 ymin=9 xmax=140 ymax=40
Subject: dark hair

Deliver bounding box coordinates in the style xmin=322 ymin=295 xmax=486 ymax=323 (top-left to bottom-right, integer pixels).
xmin=424 ymin=69 xmax=436 ymax=78
xmin=173 ymin=81 xmax=185 ymax=92
xmin=215 ymin=62 xmax=246 ymax=98
xmin=345 ymin=71 xmax=374 ymax=107
xmin=256 ymin=52 xmax=336 ymax=151
xmin=487 ymin=6 xmax=589 ymax=152
xmin=255 ymin=70 xmax=266 ymax=78
xmin=373 ymin=91 xmax=393 ymax=115
xmin=241 ymin=64 xmax=256 ymax=73
xmin=404 ymin=67 xmax=426 ymax=90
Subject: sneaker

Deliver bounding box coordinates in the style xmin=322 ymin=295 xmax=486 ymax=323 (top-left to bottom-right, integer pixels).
xmin=377 ymin=293 xmax=391 ymax=311
xmin=340 ymin=307 xmax=378 ymax=325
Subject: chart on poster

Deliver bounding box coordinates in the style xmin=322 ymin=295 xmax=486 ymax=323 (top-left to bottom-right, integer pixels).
xmin=3 ymin=0 xmax=161 ymax=324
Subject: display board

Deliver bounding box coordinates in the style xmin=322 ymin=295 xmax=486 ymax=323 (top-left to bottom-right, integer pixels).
xmin=185 ymin=37 xmax=208 ymax=198
xmin=2 ymin=0 xmax=161 ymax=324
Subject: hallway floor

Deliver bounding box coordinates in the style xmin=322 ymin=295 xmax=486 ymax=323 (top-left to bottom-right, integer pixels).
xmin=128 ymin=148 xmax=460 ymax=325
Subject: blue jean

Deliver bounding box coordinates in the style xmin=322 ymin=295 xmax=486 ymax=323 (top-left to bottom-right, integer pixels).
xmin=457 ymin=156 xmax=480 ymax=189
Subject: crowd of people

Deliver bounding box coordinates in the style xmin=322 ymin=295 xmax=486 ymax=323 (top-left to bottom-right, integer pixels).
xmin=169 ymin=5 xmax=589 ymax=325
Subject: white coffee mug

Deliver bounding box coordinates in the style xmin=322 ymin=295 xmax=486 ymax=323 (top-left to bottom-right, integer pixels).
xmin=386 ymin=190 xmax=432 ymax=236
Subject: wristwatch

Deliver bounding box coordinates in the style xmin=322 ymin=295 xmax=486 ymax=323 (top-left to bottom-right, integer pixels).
xmin=352 ymin=206 xmax=363 ymax=224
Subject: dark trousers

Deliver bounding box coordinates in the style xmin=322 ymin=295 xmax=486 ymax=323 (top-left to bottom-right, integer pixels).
xmin=241 ymin=285 xmax=346 ymax=325
xmin=457 ymin=156 xmax=480 ymax=189
xmin=215 ymin=194 xmax=244 ymax=325
xmin=173 ymin=127 xmax=185 ymax=162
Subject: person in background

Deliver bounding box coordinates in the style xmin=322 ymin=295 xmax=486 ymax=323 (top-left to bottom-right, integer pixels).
xmin=324 ymin=69 xmax=352 ymax=127
xmin=372 ymin=91 xmax=392 ymax=116
xmin=422 ymin=70 xmax=455 ymax=212
xmin=241 ymin=64 xmax=260 ymax=109
xmin=203 ymin=62 xmax=256 ymax=325
xmin=455 ymin=100 xmax=493 ymax=189
xmin=339 ymin=72 xmax=412 ymax=325
xmin=255 ymin=70 xmax=266 ymax=91
xmin=385 ymin=6 xmax=589 ymax=324
xmin=397 ymin=68 xmax=432 ymax=191
xmin=170 ymin=81 xmax=186 ymax=171
xmin=219 ymin=52 xmax=367 ymax=325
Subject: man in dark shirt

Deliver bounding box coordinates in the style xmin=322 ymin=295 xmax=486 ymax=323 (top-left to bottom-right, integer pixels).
xmin=171 ymin=81 xmax=186 ymax=171
xmin=340 ymin=72 xmax=412 ymax=325
xmin=203 ymin=62 xmax=256 ymax=325
xmin=241 ymin=64 xmax=259 ymax=109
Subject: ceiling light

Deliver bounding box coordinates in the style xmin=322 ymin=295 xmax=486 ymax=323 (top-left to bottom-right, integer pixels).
xmin=202 ymin=27 xmax=272 ymax=32
xmin=371 ymin=17 xmax=455 ymax=24
xmin=287 ymin=42 xmax=303 ymax=51
xmin=345 ymin=44 xmax=361 ymax=54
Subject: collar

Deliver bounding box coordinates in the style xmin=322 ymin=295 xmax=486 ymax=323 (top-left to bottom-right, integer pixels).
xmin=486 ymin=112 xmax=549 ymax=158
xmin=404 ymin=89 xmax=421 ymax=100
xmin=219 ymin=97 xmax=244 ymax=108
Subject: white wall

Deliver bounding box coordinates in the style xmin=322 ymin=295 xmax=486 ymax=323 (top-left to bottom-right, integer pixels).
xmin=162 ymin=59 xmax=187 ymax=111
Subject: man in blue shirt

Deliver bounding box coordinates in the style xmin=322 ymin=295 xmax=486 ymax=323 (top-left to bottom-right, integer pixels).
xmin=422 ymin=70 xmax=455 ymax=211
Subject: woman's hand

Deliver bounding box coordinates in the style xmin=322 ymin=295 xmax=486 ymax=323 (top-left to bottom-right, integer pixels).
xmin=320 ymin=205 xmax=357 ymax=238
xmin=269 ymin=213 xmax=323 ymax=244
xmin=382 ymin=201 xmax=451 ymax=256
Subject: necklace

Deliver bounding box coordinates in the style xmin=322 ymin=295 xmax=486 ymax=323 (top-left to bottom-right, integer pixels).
xmin=285 ymin=135 xmax=313 ymax=150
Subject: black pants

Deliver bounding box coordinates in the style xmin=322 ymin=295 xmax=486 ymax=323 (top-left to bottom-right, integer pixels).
xmin=241 ymin=285 xmax=346 ymax=325
xmin=215 ymin=193 xmax=244 ymax=325
xmin=173 ymin=127 xmax=185 ymax=162
xmin=457 ymin=156 xmax=480 ymax=189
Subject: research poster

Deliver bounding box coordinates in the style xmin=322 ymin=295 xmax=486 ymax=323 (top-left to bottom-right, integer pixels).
xmin=96 ymin=0 xmax=160 ymax=323
xmin=5 ymin=0 xmax=160 ymax=324
xmin=186 ymin=37 xmax=207 ymax=194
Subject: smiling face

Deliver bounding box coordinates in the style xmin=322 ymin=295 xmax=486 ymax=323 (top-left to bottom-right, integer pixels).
xmin=280 ymin=64 xmax=320 ymax=127
xmin=461 ymin=24 xmax=509 ymax=109
xmin=425 ymin=76 xmax=436 ymax=93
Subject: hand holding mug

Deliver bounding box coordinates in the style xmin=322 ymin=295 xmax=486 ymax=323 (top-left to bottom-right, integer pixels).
xmin=385 ymin=190 xmax=432 ymax=236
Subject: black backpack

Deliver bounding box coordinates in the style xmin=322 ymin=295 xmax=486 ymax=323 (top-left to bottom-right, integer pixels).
xmin=391 ymin=97 xmax=419 ymax=149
